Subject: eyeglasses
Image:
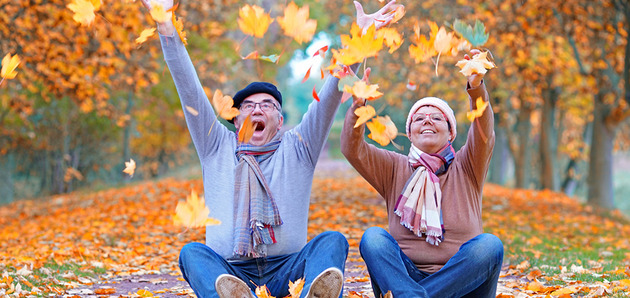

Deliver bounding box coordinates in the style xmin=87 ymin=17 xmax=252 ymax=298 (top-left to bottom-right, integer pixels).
xmin=239 ymin=101 xmax=280 ymax=113
xmin=412 ymin=112 xmax=447 ymax=123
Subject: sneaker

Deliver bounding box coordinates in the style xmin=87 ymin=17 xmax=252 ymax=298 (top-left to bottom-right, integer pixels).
xmin=215 ymin=274 xmax=255 ymax=298
xmin=305 ymin=267 xmax=343 ymax=298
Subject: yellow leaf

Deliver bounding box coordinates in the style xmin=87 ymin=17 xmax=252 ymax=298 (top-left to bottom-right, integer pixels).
xmin=332 ymin=24 xmax=383 ymax=66
xmin=354 ymin=105 xmax=376 ymax=128
xmin=237 ymin=5 xmax=273 ymax=38
xmin=550 ymin=285 xmax=579 ymax=296
xmin=137 ymin=289 xmax=153 ymax=297
xmin=135 ymin=28 xmax=156 ymax=45
xmin=150 ymin=1 xmax=171 ymax=23
xmin=238 ymin=115 xmax=256 ymax=144
xmin=172 ymin=13 xmax=188 ymax=46
xmin=367 ymin=115 xmax=397 ymax=146
xmin=455 ymin=51 xmax=496 ymax=77
xmin=255 ymin=285 xmax=275 ymax=298
xmin=66 ymin=0 xmax=96 ymax=26
xmin=123 ymin=158 xmax=136 ymax=177
xmin=377 ymin=28 xmax=403 ymax=54
xmin=1 ymin=53 xmax=20 ymax=80
xmin=288 ymin=278 xmax=304 ymax=297
xmin=90 ymin=0 xmax=102 ymax=11
xmin=277 ymin=2 xmax=317 ymax=44
xmin=433 ymin=26 xmax=454 ymax=54
xmin=212 ymin=89 xmax=240 ymax=121
xmin=466 ymin=97 xmax=489 ymax=122
xmin=344 ymin=80 xmax=383 ymax=101
xmin=173 ymin=190 xmax=221 ymax=228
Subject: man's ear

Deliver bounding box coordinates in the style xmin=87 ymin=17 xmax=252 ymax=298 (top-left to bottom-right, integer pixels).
xmin=277 ymin=114 xmax=284 ymax=131
xmin=233 ymin=115 xmax=242 ymax=130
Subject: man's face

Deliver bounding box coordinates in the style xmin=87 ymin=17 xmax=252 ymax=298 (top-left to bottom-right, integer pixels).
xmin=409 ymin=105 xmax=452 ymax=154
xmin=233 ymin=93 xmax=283 ymax=146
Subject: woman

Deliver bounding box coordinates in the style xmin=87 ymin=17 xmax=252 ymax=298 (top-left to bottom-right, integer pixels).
xmin=340 ymin=52 xmax=503 ymax=297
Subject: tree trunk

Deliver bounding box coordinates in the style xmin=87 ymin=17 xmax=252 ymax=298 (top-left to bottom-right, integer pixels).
xmin=122 ymin=92 xmax=133 ymax=182
xmin=587 ymin=94 xmax=616 ymax=209
xmin=562 ymin=121 xmax=592 ymax=196
xmin=0 ymin=152 xmax=15 ymax=205
xmin=540 ymin=85 xmax=559 ymax=191
xmin=513 ymin=105 xmax=533 ymax=189
xmin=488 ymin=114 xmax=511 ymax=185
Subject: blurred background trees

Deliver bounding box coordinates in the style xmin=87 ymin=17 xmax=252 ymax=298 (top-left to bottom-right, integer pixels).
xmin=1 ymin=0 xmax=628 ymax=213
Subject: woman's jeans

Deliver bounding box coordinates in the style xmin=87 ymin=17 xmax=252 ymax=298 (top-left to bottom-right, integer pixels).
xmin=360 ymin=227 xmax=503 ymax=298
xmin=179 ymin=231 xmax=348 ymax=298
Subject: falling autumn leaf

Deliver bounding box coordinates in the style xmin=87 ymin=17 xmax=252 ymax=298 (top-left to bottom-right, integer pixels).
xmin=123 ymin=158 xmax=136 ymax=177
xmin=149 ymin=1 xmax=171 ymax=23
xmin=332 ymin=24 xmax=383 ymax=66
xmin=173 ymin=190 xmax=221 ymax=228
xmin=377 ymin=28 xmax=403 ymax=54
xmin=433 ymin=26 xmax=455 ymax=76
xmin=211 ymin=89 xmax=240 ymax=121
xmin=455 ymin=51 xmax=496 ymax=77
xmin=313 ymin=45 xmax=329 ymax=58
xmin=1 ymin=53 xmax=20 ymax=80
xmin=237 ymin=4 xmax=273 ymax=38
xmin=366 ymin=116 xmax=397 ymax=146
xmin=135 ymin=28 xmax=156 ymax=45
xmin=255 ymin=285 xmax=275 ymax=298
xmin=467 ymin=97 xmax=489 ymax=122
xmin=312 ymin=86 xmax=320 ymax=102
xmin=184 ymin=105 xmax=199 ymax=116
xmin=354 ymin=105 xmax=376 ymax=128
xmin=238 ymin=115 xmax=257 ymax=143
xmin=277 ymin=2 xmax=317 ymax=44
xmin=344 ymin=80 xmax=383 ymax=101
xmin=288 ymin=278 xmax=304 ymax=297
xmin=172 ymin=13 xmax=188 ymax=46
xmin=66 ymin=0 xmax=96 ymax=26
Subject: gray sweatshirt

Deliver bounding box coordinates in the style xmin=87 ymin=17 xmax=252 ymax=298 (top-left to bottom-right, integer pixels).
xmin=160 ymin=33 xmax=346 ymax=260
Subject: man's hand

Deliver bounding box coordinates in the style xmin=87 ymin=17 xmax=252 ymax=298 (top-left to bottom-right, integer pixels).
xmin=140 ymin=0 xmax=175 ymax=36
xmin=464 ymin=49 xmax=484 ymax=88
xmin=354 ymin=0 xmax=400 ymax=34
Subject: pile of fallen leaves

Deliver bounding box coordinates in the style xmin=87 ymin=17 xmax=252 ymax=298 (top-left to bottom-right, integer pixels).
xmin=1 ymin=172 xmax=630 ymax=297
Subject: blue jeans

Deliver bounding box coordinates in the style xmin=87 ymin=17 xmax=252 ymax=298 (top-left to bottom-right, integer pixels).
xmin=360 ymin=227 xmax=503 ymax=298
xmin=179 ymin=231 xmax=349 ymax=298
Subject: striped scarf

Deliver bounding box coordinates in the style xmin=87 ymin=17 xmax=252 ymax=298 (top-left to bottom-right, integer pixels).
xmin=233 ymin=136 xmax=283 ymax=258
xmin=394 ymin=143 xmax=454 ymax=246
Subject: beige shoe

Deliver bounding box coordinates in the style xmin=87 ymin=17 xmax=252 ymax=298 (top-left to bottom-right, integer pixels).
xmin=305 ymin=267 xmax=343 ymax=298
xmin=215 ymin=274 xmax=255 ymax=298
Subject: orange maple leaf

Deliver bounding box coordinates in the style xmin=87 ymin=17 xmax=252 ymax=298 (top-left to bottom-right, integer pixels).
xmin=366 ymin=115 xmax=397 ymax=146
xmin=255 ymin=285 xmax=275 ymax=298
xmin=173 ymin=190 xmax=221 ymax=228
xmin=377 ymin=28 xmax=403 ymax=54
xmin=238 ymin=115 xmax=256 ymax=143
xmin=354 ymin=105 xmax=376 ymax=128
xmin=89 ymin=0 xmax=102 ymax=11
xmin=277 ymin=2 xmax=317 ymax=44
xmin=149 ymin=1 xmax=171 ymax=23
xmin=172 ymin=14 xmax=188 ymax=46
xmin=123 ymin=158 xmax=136 ymax=177
xmin=466 ymin=97 xmax=489 ymax=122
xmin=344 ymin=80 xmax=383 ymax=101
xmin=287 ymin=278 xmax=304 ymax=297
xmin=1 ymin=53 xmax=20 ymax=80
xmin=136 ymin=289 xmax=153 ymax=297
xmin=332 ymin=24 xmax=383 ymax=66
xmin=135 ymin=28 xmax=156 ymax=45
xmin=67 ymin=0 xmax=96 ymax=26
xmin=455 ymin=51 xmax=496 ymax=77
xmin=212 ymin=89 xmax=240 ymax=121
xmin=237 ymin=4 xmax=273 ymax=38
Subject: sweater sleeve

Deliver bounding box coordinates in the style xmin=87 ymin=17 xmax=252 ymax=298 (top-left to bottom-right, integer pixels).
xmin=340 ymin=103 xmax=399 ymax=199
xmin=292 ymin=64 xmax=360 ymax=166
xmin=459 ymin=81 xmax=495 ymax=190
xmin=159 ymin=33 xmax=232 ymax=160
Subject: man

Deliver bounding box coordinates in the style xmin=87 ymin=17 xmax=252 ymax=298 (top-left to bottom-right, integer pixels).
xmin=140 ymin=0 xmax=399 ymax=297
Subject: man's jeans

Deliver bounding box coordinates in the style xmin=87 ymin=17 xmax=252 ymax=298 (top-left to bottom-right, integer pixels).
xmin=179 ymin=231 xmax=349 ymax=298
xmin=360 ymin=227 xmax=503 ymax=298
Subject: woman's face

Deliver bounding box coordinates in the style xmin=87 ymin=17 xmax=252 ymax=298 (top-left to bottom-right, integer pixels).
xmin=409 ymin=105 xmax=452 ymax=154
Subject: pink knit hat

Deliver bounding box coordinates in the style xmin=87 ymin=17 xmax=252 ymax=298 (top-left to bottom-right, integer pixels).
xmin=405 ymin=97 xmax=457 ymax=140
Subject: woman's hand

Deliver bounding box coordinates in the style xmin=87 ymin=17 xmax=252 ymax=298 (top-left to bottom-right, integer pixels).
xmin=465 ymin=49 xmax=484 ymax=88
xmin=140 ymin=0 xmax=175 ymax=36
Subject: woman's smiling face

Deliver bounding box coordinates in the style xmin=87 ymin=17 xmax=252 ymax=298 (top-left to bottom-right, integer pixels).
xmin=408 ymin=105 xmax=452 ymax=154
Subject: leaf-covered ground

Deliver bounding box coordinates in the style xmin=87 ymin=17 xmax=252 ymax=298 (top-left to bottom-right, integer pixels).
xmin=1 ymin=161 xmax=630 ymax=297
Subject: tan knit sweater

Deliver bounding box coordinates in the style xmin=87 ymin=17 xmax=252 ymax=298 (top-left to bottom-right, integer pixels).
xmin=341 ymin=83 xmax=494 ymax=273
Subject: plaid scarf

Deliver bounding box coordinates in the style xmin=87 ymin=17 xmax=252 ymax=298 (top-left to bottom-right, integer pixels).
xmin=394 ymin=143 xmax=454 ymax=246
xmin=233 ymin=136 xmax=283 ymax=258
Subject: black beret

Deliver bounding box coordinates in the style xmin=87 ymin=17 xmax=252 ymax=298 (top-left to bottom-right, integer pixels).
xmin=233 ymin=82 xmax=282 ymax=109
